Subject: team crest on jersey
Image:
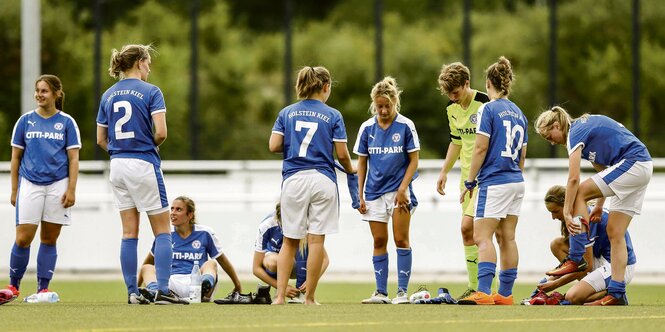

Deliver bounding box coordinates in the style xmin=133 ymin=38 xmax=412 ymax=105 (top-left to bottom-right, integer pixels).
xmin=469 ymin=114 xmax=477 ymax=124
xmin=54 ymin=123 xmax=64 ymax=131
xmin=192 ymin=240 xmax=202 ymax=249
xmin=392 ymin=133 xmax=401 ymax=143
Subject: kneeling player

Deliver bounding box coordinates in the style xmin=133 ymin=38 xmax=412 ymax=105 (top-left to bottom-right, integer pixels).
xmin=527 ymin=186 xmax=636 ymax=305
xmin=252 ymin=203 xmax=329 ymax=304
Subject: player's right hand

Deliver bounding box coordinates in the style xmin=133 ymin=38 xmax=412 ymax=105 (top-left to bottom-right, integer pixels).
xmin=436 ymin=173 xmax=447 ymax=196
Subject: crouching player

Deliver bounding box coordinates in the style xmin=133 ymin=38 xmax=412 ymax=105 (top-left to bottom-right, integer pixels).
xmin=527 ymin=186 xmax=636 ymax=305
xmin=252 ymin=203 xmax=330 ymax=304
xmin=137 ymin=196 xmax=243 ymax=304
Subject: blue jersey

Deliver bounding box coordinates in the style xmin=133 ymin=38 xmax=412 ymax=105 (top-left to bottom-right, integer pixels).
xmin=589 ymin=209 xmax=636 ymax=265
xmin=151 ymin=224 xmax=223 ymax=275
xmin=476 ymin=99 xmax=528 ymax=186
xmin=254 ymin=212 xmax=308 ymax=257
xmin=271 ymin=99 xmax=347 ymax=183
xmin=11 ymin=110 xmax=82 ymax=185
xmin=353 ymin=114 xmax=420 ymax=201
xmin=567 ymin=115 xmax=651 ymax=166
xmin=96 ymin=78 xmax=166 ymax=166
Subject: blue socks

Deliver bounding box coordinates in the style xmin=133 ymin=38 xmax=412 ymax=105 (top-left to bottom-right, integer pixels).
xmin=120 ymin=238 xmax=139 ymax=295
xmin=37 ymin=243 xmax=57 ymax=291
xmin=372 ymin=254 xmax=389 ymax=295
xmin=9 ymin=243 xmax=30 ymax=289
xmin=608 ymin=279 xmax=626 ymax=299
xmin=477 ymin=262 xmax=496 ymax=295
xmin=295 ymin=250 xmax=307 ymax=289
xmin=498 ymin=268 xmax=518 ymax=297
xmin=153 ymin=233 xmax=172 ymax=294
xmin=568 ymin=232 xmax=588 ymax=263
xmin=396 ymin=247 xmax=412 ymax=293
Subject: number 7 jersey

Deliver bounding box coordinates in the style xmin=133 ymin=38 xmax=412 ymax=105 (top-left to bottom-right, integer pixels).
xmin=271 ymin=99 xmax=348 ymax=183
xmin=476 ymin=98 xmax=528 ymax=186
xmin=96 ymin=78 xmax=166 ymax=166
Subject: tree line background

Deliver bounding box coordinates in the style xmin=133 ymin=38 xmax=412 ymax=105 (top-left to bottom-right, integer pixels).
xmin=1 ymin=0 xmax=664 ymax=161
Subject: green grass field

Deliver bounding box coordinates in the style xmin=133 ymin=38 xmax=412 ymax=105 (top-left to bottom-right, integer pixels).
xmin=1 ymin=279 xmax=665 ymax=331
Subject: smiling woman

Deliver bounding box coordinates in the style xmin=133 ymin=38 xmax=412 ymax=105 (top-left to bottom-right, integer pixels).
xmin=1 ymin=74 xmax=81 ymax=305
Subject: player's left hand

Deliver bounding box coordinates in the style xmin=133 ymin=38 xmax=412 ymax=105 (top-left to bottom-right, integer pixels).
xmin=61 ymin=190 xmax=76 ymax=208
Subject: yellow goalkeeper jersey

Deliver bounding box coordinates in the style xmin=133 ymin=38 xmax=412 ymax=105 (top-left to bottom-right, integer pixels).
xmin=446 ymin=90 xmax=490 ymax=186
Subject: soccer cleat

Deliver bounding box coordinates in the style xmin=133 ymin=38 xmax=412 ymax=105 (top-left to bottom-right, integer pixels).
xmin=361 ymin=291 xmax=391 ymax=304
xmin=128 ymin=292 xmax=151 ymax=305
xmin=4 ymin=285 xmax=19 ymax=297
xmin=214 ymin=291 xmax=253 ymax=304
xmin=492 ymin=293 xmax=513 ymax=305
xmin=456 ymin=288 xmax=476 ymax=301
xmin=154 ymin=289 xmax=189 ymax=305
xmin=458 ymin=291 xmax=494 ymax=305
xmin=138 ymin=287 xmax=156 ymax=303
xmin=546 ymin=291 xmax=565 ymax=305
xmin=527 ymin=290 xmax=549 ymax=305
xmin=437 ymin=288 xmax=457 ymax=304
xmin=0 ymin=289 xmax=16 ymax=305
xmin=391 ymin=290 xmax=409 ymax=304
xmin=287 ymin=292 xmax=305 ymax=304
xmin=584 ymin=294 xmax=628 ymax=306
xmin=201 ymin=279 xmax=213 ymax=296
xmin=546 ymin=258 xmax=588 ymax=276
xmin=252 ymin=285 xmax=272 ymax=304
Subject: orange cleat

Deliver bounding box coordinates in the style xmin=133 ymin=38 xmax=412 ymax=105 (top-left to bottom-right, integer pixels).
xmin=546 ymin=258 xmax=588 ymax=276
xmin=492 ymin=293 xmax=513 ymax=305
xmin=584 ymin=294 xmax=628 ymax=306
xmin=458 ymin=291 xmax=494 ymax=305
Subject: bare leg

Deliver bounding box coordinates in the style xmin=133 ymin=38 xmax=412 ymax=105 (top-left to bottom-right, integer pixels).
xmin=304 ymin=234 xmax=325 ymax=305
xmin=273 ymin=237 xmax=298 ymax=305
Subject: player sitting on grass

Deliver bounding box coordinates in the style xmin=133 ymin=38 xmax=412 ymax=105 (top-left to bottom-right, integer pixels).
xmin=137 ymin=196 xmax=243 ymax=304
xmin=525 ymin=185 xmax=636 ymax=305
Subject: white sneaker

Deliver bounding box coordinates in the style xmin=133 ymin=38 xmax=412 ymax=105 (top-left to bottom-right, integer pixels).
xmin=287 ymin=292 xmax=304 ymax=304
xmin=361 ymin=291 xmax=391 ymax=304
xmin=392 ymin=290 xmax=409 ymax=304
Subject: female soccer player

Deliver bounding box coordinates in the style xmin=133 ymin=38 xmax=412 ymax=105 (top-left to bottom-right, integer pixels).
xmin=3 ymin=75 xmax=81 ymax=302
xmin=526 ymin=185 xmax=636 ymax=305
xmin=355 ymin=77 xmax=420 ymax=305
xmin=252 ymin=202 xmax=329 ymax=304
xmin=137 ymin=196 xmax=243 ymax=303
xmin=269 ymin=66 xmax=355 ymax=305
xmin=97 ymin=44 xmax=185 ymax=305
xmin=535 ymin=106 xmax=651 ymax=306
xmin=436 ymin=62 xmax=491 ymax=300
xmin=458 ymin=57 xmax=527 ymax=305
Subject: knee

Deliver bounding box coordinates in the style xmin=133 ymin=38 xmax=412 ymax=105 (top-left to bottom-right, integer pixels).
xmin=14 ymin=237 xmax=32 ymax=248
xmin=373 ymin=236 xmax=388 ymax=250
xmin=550 ymin=237 xmax=568 ymax=258
xmin=394 ymin=239 xmax=410 ymax=249
xmin=461 ymin=223 xmax=473 ymax=239
xmin=139 ymin=264 xmax=156 ymax=276
xmin=564 ymin=287 xmax=585 ymax=305
xmin=263 ymin=255 xmax=278 ymax=273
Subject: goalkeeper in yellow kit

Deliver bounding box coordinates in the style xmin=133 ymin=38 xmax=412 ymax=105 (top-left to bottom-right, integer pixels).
xmin=436 ymin=62 xmax=493 ymax=300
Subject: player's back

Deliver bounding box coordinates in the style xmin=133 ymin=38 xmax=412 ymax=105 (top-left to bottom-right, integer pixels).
xmin=97 ymin=78 xmax=165 ymax=164
xmin=476 ymin=98 xmax=528 ymax=186
xmin=273 ymin=99 xmax=346 ymax=182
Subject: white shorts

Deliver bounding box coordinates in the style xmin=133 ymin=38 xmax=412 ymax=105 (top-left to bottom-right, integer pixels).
xmin=109 ymin=158 xmax=169 ymax=215
xmin=280 ymin=170 xmax=339 ymax=239
xmin=16 ymin=177 xmax=72 ymax=226
xmin=361 ymin=189 xmax=414 ymax=223
xmin=583 ymin=255 xmax=636 ymax=293
xmin=474 ymin=182 xmax=525 ymax=220
xmin=169 ymin=274 xmax=191 ymax=298
xmin=592 ymin=160 xmax=652 ymax=216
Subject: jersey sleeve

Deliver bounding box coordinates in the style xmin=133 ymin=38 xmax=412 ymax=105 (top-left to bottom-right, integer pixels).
xmin=332 ymin=111 xmax=347 ymax=142
xmin=353 ymin=123 xmax=369 ymax=156
xmin=566 ymin=124 xmax=585 ymax=155
xmin=204 ymin=228 xmax=224 ymax=259
xmin=96 ymin=98 xmax=108 ymax=127
xmin=149 ymin=87 xmax=166 ymax=115
xmin=447 ymin=107 xmax=462 ymax=146
xmin=404 ymin=119 xmax=420 ymax=153
xmin=476 ymin=103 xmax=491 ymax=138
xmin=271 ymin=110 xmax=285 ymax=136
xmin=254 ymin=216 xmax=274 ymax=252
xmin=10 ymin=116 xmax=26 ymax=149
xmin=65 ymin=116 xmax=82 ymax=150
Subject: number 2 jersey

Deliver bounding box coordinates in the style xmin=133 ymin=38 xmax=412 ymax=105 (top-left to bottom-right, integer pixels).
xmin=271 ymin=99 xmax=348 ymax=184
xmin=476 ymin=98 xmax=528 ymax=186
xmin=96 ymin=78 xmax=166 ymax=166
